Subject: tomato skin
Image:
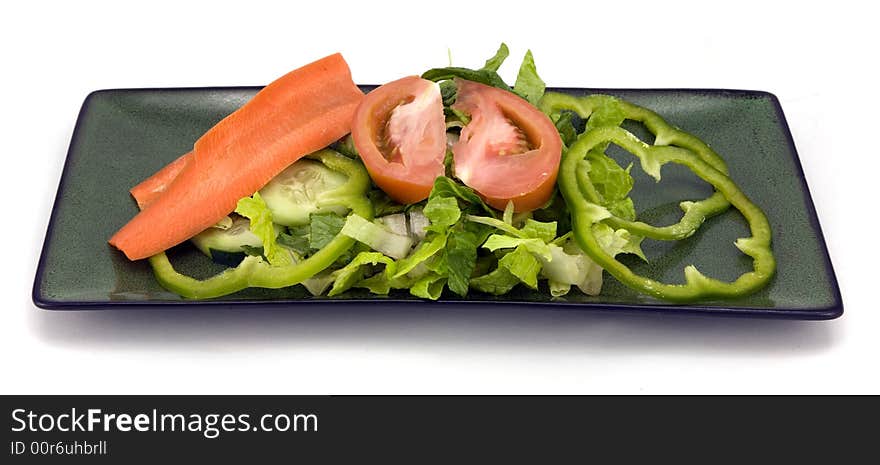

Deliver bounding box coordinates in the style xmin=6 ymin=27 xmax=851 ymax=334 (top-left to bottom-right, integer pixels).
xmin=351 ymin=76 xmax=446 ymax=204
xmin=451 ymin=79 xmax=562 ymax=212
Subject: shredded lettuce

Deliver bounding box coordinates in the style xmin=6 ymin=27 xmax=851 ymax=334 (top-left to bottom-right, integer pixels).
xmin=423 ymin=195 xmax=461 ymax=232
xmin=482 ymin=235 xmax=552 ymax=261
xmin=422 ymin=43 xmax=546 ymax=105
xmin=275 ymin=212 xmax=346 ymax=258
xmin=513 ymin=50 xmax=545 ymax=106
xmin=429 ymin=176 xmax=496 ymax=217
xmin=410 ymin=273 xmax=447 ymax=300
xmin=481 ymin=43 xmax=510 ymax=72
xmin=368 ymin=189 xmax=407 ymax=217
xmin=469 ymin=266 xmax=521 ymax=295
xmin=393 ymin=233 xmax=447 ymax=279
xmin=519 ymin=219 xmax=558 ymax=243
xmin=301 ymin=270 xmax=336 ymax=296
xmin=502 ymin=201 xmax=515 ymax=225
xmin=309 ymin=212 xmax=345 ymax=250
xmin=328 ymin=252 xmax=396 ymax=297
xmin=443 ymin=227 xmax=481 ymax=296
xmin=234 ymin=193 xmax=291 ymax=266
xmin=578 ymin=96 xmax=640 ymax=221
xmin=499 ymin=245 xmax=541 ymax=289
xmin=340 ymin=214 xmax=413 ymax=260
xmin=552 ymin=112 xmax=579 ymax=147
xmin=538 ymin=224 xmax=643 ymax=297
xmin=422 ymin=67 xmax=513 ymax=94
xmin=277 ymin=227 xmax=310 ymax=256
xmin=466 ymin=214 xmax=557 ymax=242
xmin=471 ymin=245 xmax=540 ymax=294
xmin=465 ymin=215 xmax=521 ymax=237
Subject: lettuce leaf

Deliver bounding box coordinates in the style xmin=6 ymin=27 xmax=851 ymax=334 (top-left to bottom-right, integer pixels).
xmin=410 ymin=273 xmax=447 ymax=300
xmin=393 ymin=233 xmax=447 ymax=279
xmin=481 ymin=235 xmax=552 ymax=261
xmin=581 ymin=96 xmax=638 ymax=221
xmin=423 ymin=195 xmax=461 ymax=232
xmin=429 ymin=176 xmax=496 ymax=217
xmin=469 ymin=266 xmax=521 ymax=295
xmin=498 ymin=245 xmax=541 ymax=289
xmin=234 ymin=192 xmax=291 ymax=266
xmin=519 ymin=219 xmax=558 ymax=243
xmin=470 ymin=245 xmax=540 ymax=294
xmin=309 ymin=212 xmax=345 ymax=250
xmin=539 ymin=224 xmax=644 ymax=297
xmin=422 ymin=67 xmax=513 ymax=93
xmin=532 ymin=192 xmax=571 ymax=237
xmin=276 ymin=213 xmax=346 ymax=258
xmin=552 ymin=112 xmax=579 ymax=147
xmin=328 ymin=252 xmax=396 ymax=297
xmin=443 ymin=227 xmax=480 ymax=296
xmin=422 ymin=43 xmax=545 ymax=105
xmin=585 ymin=154 xmax=637 ymax=221
xmin=277 ymin=226 xmax=311 ymax=256
xmin=340 ymin=214 xmax=413 ymax=259
xmin=368 ymin=189 xmax=407 ymax=217
xmin=481 ymin=43 xmax=510 ymax=72
xmin=466 ymin=215 xmax=557 ymax=242
xmin=513 ymin=50 xmax=545 ymax=106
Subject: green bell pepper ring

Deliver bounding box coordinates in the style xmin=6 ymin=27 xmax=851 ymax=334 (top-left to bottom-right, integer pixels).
xmin=560 ymin=126 xmax=775 ymax=302
xmin=148 ymin=149 xmax=374 ymax=299
xmin=540 ymin=92 xmax=731 ymax=241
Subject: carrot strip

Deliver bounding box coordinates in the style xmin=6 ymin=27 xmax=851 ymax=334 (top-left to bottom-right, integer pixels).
xmin=129 ymin=151 xmax=193 ymax=209
xmin=110 ymin=53 xmax=364 ymax=260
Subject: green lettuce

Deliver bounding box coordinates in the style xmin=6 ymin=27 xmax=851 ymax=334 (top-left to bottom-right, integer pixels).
xmin=513 ymin=50 xmax=545 ymax=106
xmin=539 ymin=224 xmax=644 ymax=297
xmin=422 ymin=43 xmax=546 ymax=105
xmin=470 ymin=245 xmax=541 ymax=294
xmin=581 ymin=96 xmax=639 ymax=221
xmin=328 ymin=252 xmax=396 ymax=297
xmin=410 ymin=273 xmax=447 ymax=300
xmin=481 ymin=43 xmax=510 ymax=72
xmin=429 ymin=176 xmax=496 ymax=217
xmin=340 ymin=214 xmax=413 ymax=259
xmin=423 ymin=195 xmax=461 ymax=232
xmin=481 ymin=235 xmax=552 ymax=261
xmin=552 ymin=112 xmax=579 ymax=147
xmin=275 ymin=213 xmax=347 ymax=258
xmin=393 ymin=233 xmax=447 ymax=279
xmin=309 ymin=212 xmax=345 ymax=250
xmin=234 ymin=193 xmax=291 ymax=266
xmin=443 ymin=226 xmax=481 ymax=296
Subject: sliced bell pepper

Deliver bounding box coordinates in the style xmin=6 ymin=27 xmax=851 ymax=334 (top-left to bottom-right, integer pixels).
xmin=559 ymin=125 xmax=775 ymax=301
xmin=540 ymin=92 xmax=731 ymax=241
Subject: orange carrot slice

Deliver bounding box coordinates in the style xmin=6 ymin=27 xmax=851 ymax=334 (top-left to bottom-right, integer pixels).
xmin=110 ymin=53 xmax=364 ymax=260
xmin=130 ymin=151 xmax=192 ymax=209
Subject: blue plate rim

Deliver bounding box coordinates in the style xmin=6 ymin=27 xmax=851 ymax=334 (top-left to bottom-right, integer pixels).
xmin=32 ymin=86 xmax=843 ymax=320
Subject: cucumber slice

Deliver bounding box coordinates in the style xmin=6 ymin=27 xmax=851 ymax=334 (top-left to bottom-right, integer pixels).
xmin=259 ymin=159 xmax=349 ymax=226
xmin=190 ymin=216 xmax=282 ymax=257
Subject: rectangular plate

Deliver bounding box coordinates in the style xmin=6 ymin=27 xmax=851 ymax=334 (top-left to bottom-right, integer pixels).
xmin=33 ymin=86 xmax=842 ymax=319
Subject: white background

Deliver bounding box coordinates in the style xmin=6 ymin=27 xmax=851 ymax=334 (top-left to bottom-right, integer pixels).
xmin=2 ymin=0 xmax=876 ymax=394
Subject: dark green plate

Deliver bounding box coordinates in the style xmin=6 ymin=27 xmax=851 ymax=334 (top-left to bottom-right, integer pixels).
xmin=33 ymin=86 xmax=842 ymax=319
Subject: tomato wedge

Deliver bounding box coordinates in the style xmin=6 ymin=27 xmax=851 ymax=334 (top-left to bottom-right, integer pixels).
xmin=451 ymin=79 xmax=562 ymax=212
xmin=352 ymin=76 xmax=446 ymax=204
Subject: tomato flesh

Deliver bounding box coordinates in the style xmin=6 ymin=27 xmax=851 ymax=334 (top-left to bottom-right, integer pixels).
xmin=352 ymin=76 xmax=446 ymax=204
xmin=451 ymin=79 xmax=562 ymax=212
